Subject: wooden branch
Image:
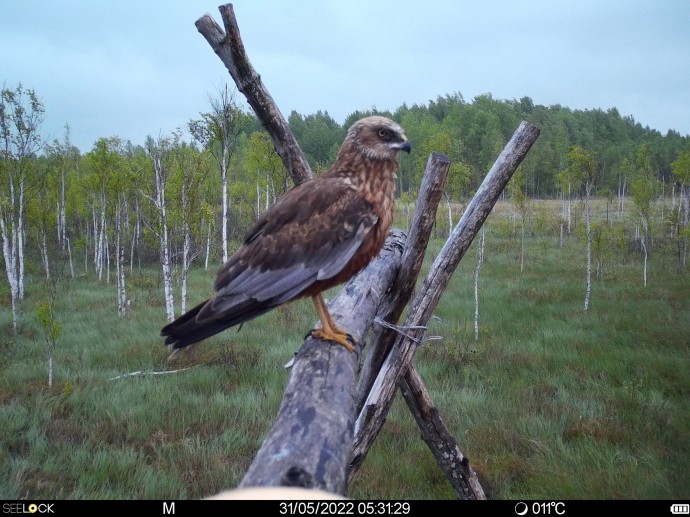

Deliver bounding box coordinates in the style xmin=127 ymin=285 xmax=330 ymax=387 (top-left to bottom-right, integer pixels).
xmin=350 ymin=121 xmax=541 ymax=476
xmin=399 ymin=366 xmax=486 ymax=499
xmin=107 ymin=367 xmax=194 ymax=381
xmin=357 ymin=152 xmax=450 ymax=406
xmin=195 ymin=4 xmax=313 ymax=184
xmin=239 ymin=230 xmax=405 ymax=495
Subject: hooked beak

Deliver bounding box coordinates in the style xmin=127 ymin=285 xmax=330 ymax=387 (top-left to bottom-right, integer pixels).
xmin=398 ymin=136 xmax=411 ymax=154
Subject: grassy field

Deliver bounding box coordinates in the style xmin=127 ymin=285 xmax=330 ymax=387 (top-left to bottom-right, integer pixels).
xmin=0 ymin=199 xmax=688 ymax=499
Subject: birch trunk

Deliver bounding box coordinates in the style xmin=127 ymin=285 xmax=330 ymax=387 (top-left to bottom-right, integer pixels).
xmin=59 ymin=167 xmax=67 ymax=249
xmin=40 ymin=226 xmax=50 ymax=280
xmin=641 ymin=216 xmax=649 ymax=287
xmin=205 ymin=224 xmax=211 ymax=271
xmin=567 ymin=181 xmax=572 ymax=233
xmin=444 ymin=191 xmax=453 ymax=235
xmin=66 ymin=237 xmax=74 ymax=278
xmin=115 ymin=198 xmax=127 ymax=316
xmin=584 ymin=186 xmax=592 ymax=311
xmin=151 ymin=149 xmax=175 ymax=321
xmin=0 ymin=212 xmax=21 ymax=331
xmin=181 ymin=231 xmax=190 ymax=315
xmin=221 ymin=149 xmax=229 ymax=263
xmin=17 ymin=179 xmax=25 ymax=300
xmin=520 ymin=216 xmax=525 ymax=273
xmin=474 ymin=226 xmax=485 ymax=341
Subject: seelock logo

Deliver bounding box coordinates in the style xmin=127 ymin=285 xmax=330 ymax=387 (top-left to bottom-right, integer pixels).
xmin=2 ymin=503 xmax=55 ymax=514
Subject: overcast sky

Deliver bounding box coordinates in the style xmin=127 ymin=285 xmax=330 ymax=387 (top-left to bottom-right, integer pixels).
xmin=2 ymin=0 xmax=689 ymax=152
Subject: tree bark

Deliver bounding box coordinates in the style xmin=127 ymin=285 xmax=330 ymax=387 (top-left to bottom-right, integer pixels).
xmin=196 ymin=5 xmax=313 ymax=184
xmin=399 ymin=366 xmax=485 ymax=499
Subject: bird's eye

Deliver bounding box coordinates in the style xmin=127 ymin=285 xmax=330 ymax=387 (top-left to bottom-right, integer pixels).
xmin=378 ymin=128 xmax=390 ymax=139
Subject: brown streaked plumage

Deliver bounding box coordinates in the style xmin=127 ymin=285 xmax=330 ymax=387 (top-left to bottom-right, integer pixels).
xmin=161 ymin=116 xmax=410 ymax=352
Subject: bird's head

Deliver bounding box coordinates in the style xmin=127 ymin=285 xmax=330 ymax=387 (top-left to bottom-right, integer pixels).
xmin=346 ymin=116 xmax=411 ymax=161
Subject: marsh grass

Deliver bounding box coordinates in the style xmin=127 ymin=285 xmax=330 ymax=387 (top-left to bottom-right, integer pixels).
xmin=0 ymin=199 xmax=688 ymax=499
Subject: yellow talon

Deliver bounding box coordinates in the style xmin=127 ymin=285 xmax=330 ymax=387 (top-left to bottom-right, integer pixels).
xmin=309 ymin=294 xmax=357 ymax=352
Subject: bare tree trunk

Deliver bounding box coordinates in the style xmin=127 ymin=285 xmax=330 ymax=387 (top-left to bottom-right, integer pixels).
xmin=567 ymin=181 xmax=572 ymax=235
xmin=221 ymin=150 xmax=229 ymax=263
xmin=66 ymin=237 xmax=74 ymax=278
xmin=59 ymin=167 xmax=67 ymax=249
xmin=0 ymin=211 xmax=21 ymax=331
xmin=150 ymin=149 xmax=175 ymax=321
xmin=474 ymin=225 xmax=485 ymax=341
xmin=40 ymin=226 xmax=50 ymax=280
xmin=584 ymin=183 xmax=592 ymax=311
xmin=181 ymin=231 xmax=190 ymax=314
xmin=444 ymin=191 xmax=453 ymax=235
xmin=105 ymin=231 xmax=111 ymax=284
xmin=520 ymin=216 xmax=525 ymax=273
xmin=205 ymin=223 xmax=212 ymax=271
xmin=115 ymin=197 xmax=128 ymax=317
xmin=641 ymin=216 xmax=649 ymax=287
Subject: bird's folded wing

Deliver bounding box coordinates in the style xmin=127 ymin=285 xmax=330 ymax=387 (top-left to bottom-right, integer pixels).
xmin=200 ymin=178 xmax=378 ymax=319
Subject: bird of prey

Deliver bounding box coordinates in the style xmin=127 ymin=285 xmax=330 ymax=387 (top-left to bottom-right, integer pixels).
xmin=161 ymin=115 xmax=410 ymax=353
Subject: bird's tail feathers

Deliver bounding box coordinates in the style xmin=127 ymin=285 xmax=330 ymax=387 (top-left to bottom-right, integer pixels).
xmin=160 ymin=296 xmax=279 ymax=351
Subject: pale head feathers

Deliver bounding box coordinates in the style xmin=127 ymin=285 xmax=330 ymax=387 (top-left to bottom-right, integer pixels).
xmin=344 ymin=116 xmax=411 ymax=161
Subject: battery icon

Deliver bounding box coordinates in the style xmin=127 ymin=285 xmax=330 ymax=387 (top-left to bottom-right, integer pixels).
xmin=671 ymin=504 xmax=689 ymax=514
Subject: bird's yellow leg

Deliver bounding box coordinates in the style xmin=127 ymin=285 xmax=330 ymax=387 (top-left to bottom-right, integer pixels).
xmin=308 ymin=294 xmax=356 ymax=352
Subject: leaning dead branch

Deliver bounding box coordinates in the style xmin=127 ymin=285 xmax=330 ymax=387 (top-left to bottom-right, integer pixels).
xmin=195 ymin=5 xmax=312 ymax=184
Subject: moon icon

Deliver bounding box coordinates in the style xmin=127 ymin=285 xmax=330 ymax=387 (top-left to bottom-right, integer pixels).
xmin=515 ymin=502 xmax=529 ymax=516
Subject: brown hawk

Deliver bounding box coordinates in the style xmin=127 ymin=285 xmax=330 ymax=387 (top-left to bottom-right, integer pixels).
xmin=161 ymin=116 xmax=410 ymax=352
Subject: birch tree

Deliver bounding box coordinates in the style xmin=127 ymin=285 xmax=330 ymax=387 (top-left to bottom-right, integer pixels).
xmin=45 ymin=125 xmax=79 ymax=277
xmin=631 ymin=144 xmax=657 ymax=287
xmin=189 ymin=86 xmax=250 ymax=263
xmin=145 ymin=134 xmax=177 ymax=322
xmin=671 ymin=149 xmax=690 ymax=268
xmin=411 ymin=128 xmax=470 ymax=235
xmin=556 ymin=165 xmax=573 ymax=235
xmin=245 ymin=131 xmax=289 ymax=218
xmin=566 ymin=146 xmax=597 ymax=310
xmin=84 ymin=138 xmax=123 ymax=282
xmin=0 ymin=84 xmax=45 ymax=331
xmin=508 ymin=169 xmax=529 ymax=273
xmin=111 ymin=157 xmax=138 ymax=317
xmin=171 ymin=142 xmax=210 ymax=314
xmin=473 ymin=225 xmax=485 ymax=341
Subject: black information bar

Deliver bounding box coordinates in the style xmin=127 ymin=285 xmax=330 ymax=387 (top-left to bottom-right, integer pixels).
xmin=2 ymin=500 xmax=688 ymax=516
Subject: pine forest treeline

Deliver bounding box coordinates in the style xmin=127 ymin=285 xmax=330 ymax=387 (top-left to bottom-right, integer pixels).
xmin=2 ymin=84 xmax=690 ymax=330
